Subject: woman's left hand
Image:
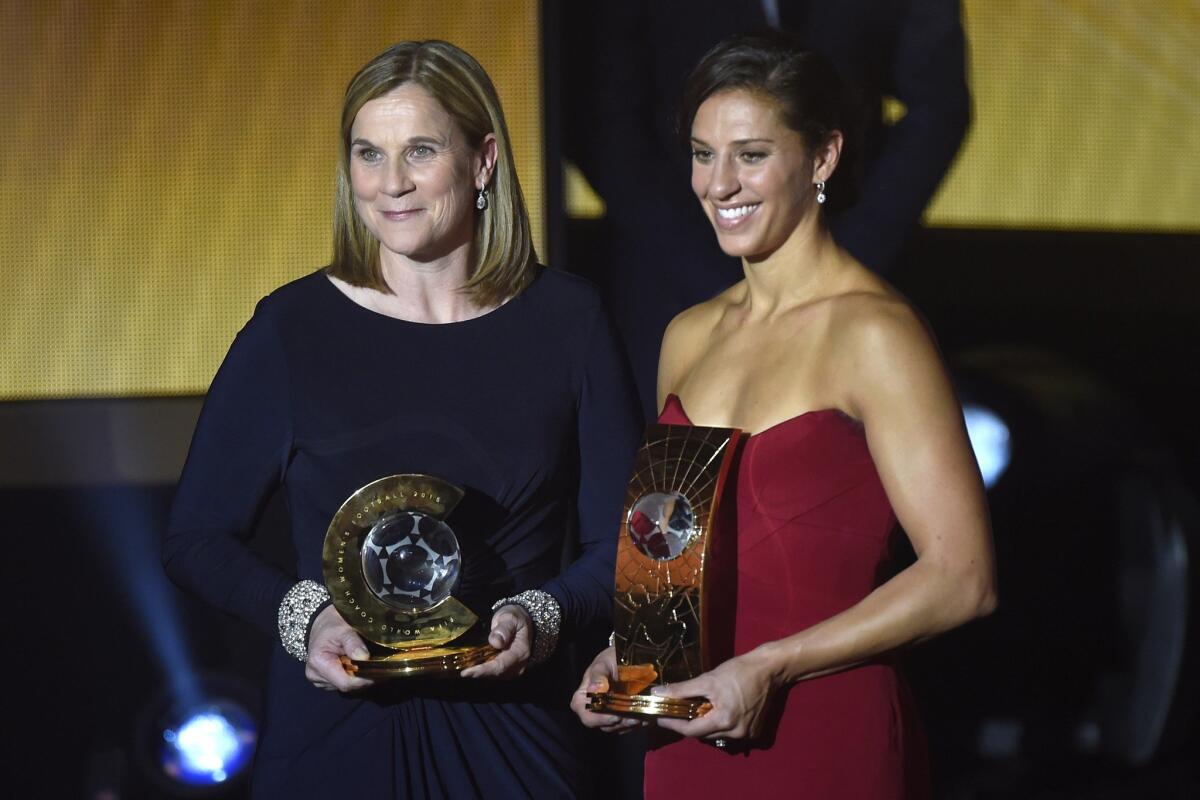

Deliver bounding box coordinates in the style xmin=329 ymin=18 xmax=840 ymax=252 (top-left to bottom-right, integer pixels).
xmin=653 ymin=647 xmax=782 ymax=744
xmin=460 ymin=604 xmax=534 ymax=679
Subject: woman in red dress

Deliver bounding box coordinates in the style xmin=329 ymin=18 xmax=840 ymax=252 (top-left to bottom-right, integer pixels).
xmin=572 ymin=33 xmax=997 ymax=798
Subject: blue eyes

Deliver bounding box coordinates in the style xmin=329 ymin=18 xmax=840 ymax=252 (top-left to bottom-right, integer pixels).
xmin=353 ymin=145 xmax=437 ymax=163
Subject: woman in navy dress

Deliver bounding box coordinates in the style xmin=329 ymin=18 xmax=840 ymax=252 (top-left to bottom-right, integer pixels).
xmin=164 ymin=41 xmax=639 ymax=798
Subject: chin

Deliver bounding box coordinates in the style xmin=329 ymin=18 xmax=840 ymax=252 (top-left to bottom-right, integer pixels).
xmin=378 ymin=234 xmax=430 ymax=258
xmin=712 ymin=232 xmax=762 ymax=259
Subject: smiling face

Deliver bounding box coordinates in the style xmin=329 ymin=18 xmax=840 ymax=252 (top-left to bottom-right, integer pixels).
xmin=689 ymin=89 xmax=822 ymax=260
xmin=349 ymin=83 xmax=494 ymax=265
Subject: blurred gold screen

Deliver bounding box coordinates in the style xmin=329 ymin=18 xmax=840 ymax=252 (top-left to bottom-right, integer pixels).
xmin=927 ymin=0 xmax=1198 ymax=230
xmin=1 ymin=1 xmax=543 ymax=399
xmin=3 ymin=1 xmax=1197 ymax=399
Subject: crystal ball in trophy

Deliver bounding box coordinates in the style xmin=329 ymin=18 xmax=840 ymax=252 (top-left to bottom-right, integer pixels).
xmin=360 ymin=511 xmax=462 ymax=612
xmin=627 ymin=491 xmax=697 ymax=560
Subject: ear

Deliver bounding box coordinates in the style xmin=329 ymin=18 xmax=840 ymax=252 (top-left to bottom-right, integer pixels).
xmin=475 ymin=133 xmax=499 ymax=190
xmin=812 ymin=130 xmax=843 ymax=184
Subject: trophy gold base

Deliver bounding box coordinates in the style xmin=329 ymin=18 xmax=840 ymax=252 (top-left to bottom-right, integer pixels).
xmin=340 ymin=644 xmax=499 ymax=679
xmin=586 ymin=691 xmax=712 ymax=721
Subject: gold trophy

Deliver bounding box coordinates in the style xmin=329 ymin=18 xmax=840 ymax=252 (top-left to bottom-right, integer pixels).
xmin=322 ymin=473 xmax=498 ymax=679
xmin=587 ymin=424 xmax=743 ymax=719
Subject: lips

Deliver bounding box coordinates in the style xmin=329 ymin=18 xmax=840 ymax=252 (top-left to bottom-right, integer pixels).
xmin=713 ymin=203 xmax=760 ymax=230
xmin=381 ymin=208 xmax=422 ymax=221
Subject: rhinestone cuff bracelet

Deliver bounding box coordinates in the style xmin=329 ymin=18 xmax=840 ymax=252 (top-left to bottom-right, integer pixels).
xmin=491 ymin=589 xmax=562 ymax=666
xmin=278 ymin=580 xmax=331 ymax=662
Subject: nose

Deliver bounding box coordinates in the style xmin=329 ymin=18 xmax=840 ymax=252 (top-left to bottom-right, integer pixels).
xmin=381 ymin=159 xmax=413 ymax=197
xmin=707 ymin=154 xmax=739 ymax=201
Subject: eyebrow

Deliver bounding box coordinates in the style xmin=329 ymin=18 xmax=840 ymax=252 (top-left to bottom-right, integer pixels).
xmin=690 ymin=136 xmax=775 ymax=146
xmin=351 ymin=135 xmax=448 ymax=148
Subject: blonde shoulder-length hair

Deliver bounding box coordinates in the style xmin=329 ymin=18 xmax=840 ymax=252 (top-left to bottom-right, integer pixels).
xmin=327 ymin=40 xmax=537 ymax=307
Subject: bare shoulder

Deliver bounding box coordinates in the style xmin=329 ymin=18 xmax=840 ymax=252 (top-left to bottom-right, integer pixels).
xmin=658 ymin=284 xmax=741 ymax=398
xmin=822 ymin=290 xmax=953 ymax=421
xmin=827 ymin=290 xmax=935 ymax=363
xmin=662 ymin=286 xmax=738 ymax=356
xmin=671 ymin=283 xmax=739 ymax=329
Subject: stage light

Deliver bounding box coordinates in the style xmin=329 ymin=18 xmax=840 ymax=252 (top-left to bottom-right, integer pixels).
xmin=159 ymin=701 xmax=256 ymax=787
xmin=138 ymin=679 xmax=258 ymax=796
xmin=962 ymin=403 xmax=1011 ymax=489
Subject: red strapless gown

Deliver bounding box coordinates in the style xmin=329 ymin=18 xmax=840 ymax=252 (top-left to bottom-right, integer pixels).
xmin=643 ymin=395 xmax=930 ymax=800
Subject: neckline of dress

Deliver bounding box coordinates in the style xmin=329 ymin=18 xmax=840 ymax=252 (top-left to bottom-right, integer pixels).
xmin=663 ymin=393 xmax=854 ymax=439
xmin=319 ymin=269 xmax=529 ymax=329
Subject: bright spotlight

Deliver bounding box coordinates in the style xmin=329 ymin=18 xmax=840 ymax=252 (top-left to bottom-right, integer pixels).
xmin=963 ymin=404 xmax=1011 ymax=489
xmin=160 ymin=702 xmax=255 ymax=787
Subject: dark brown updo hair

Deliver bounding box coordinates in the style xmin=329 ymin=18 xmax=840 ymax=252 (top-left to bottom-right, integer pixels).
xmin=678 ymin=31 xmax=859 ymax=211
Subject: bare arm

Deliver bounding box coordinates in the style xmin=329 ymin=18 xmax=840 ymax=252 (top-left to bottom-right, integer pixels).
xmin=761 ymin=303 xmax=995 ymax=682
xmin=657 ymin=300 xmax=996 ymax=740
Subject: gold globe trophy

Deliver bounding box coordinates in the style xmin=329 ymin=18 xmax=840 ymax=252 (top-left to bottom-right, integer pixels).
xmin=322 ymin=473 xmax=498 ymax=679
xmin=587 ymin=424 xmax=743 ymax=719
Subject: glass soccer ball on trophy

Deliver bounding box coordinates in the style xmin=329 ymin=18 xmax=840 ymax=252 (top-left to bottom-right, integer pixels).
xmin=360 ymin=512 xmax=461 ymax=611
xmin=322 ymin=474 xmax=498 ymax=679
xmin=587 ymin=424 xmax=743 ymax=719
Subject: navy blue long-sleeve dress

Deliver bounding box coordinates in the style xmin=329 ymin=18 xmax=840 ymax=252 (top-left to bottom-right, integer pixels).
xmin=164 ymin=266 xmax=640 ymax=799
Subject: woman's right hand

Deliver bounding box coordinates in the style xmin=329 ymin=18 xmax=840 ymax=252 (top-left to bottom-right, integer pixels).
xmin=304 ymin=605 xmax=375 ymax=692
xmin=570 ymin=646 xmax=644 ymax=733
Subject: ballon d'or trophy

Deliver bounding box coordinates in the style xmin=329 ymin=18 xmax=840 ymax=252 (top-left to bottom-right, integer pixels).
xmin=322 ymin=474 xmax=498 ymax=679
xmin=587 ymin=424 xmax=743 ymax=719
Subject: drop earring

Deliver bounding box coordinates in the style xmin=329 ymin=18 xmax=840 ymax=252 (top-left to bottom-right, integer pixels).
xmin=475 ymin=187 xmax=489 ymax=210
xmin=815 ymin=180 xmax=827 ymax=205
